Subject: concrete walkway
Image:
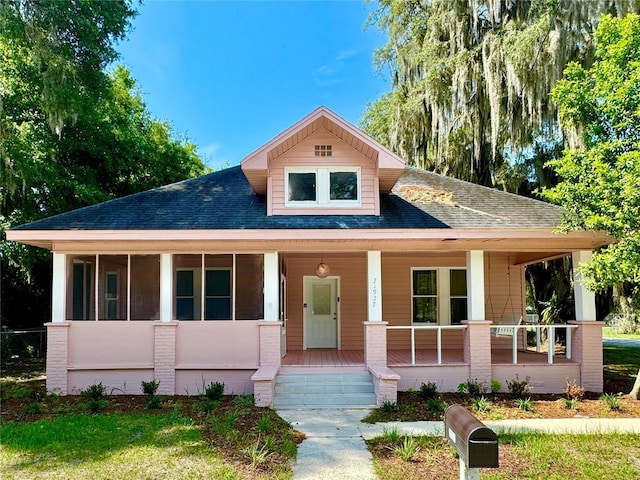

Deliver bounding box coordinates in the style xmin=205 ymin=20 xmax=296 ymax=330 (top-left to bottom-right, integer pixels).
xmin=279 ymin=409 xmax=640 ymax=479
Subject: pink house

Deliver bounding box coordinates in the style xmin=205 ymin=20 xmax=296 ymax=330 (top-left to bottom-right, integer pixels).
xmin=7 ymin=107 xmax=609 ymax=408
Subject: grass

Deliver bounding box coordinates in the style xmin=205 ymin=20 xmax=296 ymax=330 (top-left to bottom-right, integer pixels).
xmin=602 ymin=327 xmax=640 ymax=340
xmin=603 ymin=344 xmax=640 ymax=392
xmin=368 ymin=432 xmax=640 ymax=479
xmin=0 ymin=413 xmax=241 ymax=480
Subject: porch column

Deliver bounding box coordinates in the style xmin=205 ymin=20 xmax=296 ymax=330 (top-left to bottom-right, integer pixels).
xmin=263 ymin=252 xmax=279 ymax=321
xmin=466 ymin=250 xmax=485 ymax=321
xmin=463 ymin=251 xmax=491 ymax=387
xmin=160 ymin=253 xmax=172 ymax=322
xmin=572 ymin=251 xmax=597 ymax=321
xmin=52 ymin=252 xmax=66 ymax=323
xmin=46 ymin=253 xmax=69 ymax=394
xmin=259 ymin=252 xmax=281 ymax=366
xmin=365 ymin=251 xmax=387 ymax=367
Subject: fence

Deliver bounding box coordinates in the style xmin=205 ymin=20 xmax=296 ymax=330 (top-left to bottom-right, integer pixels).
xmin=1 ymin=328 xmax=47 ymax=358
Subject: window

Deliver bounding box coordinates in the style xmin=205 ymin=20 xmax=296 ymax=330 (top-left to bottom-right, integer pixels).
xmin=72 ymin=261 xmax=93 ymax=320
xmin=176 ymin=270 xmax=196 ymax=320
xmin=105 ymin=272 xmax=118 ymax=319
xmin=314 ymin=145 xmax=332 ymax=156
xmin=205 ymin=269 xmax=231 ymax=319
xmin=412 ymin=270 xmax=438 ymax=323
xmin=286 ymin=167 xmax=360 ymax=206
xmin=449 ymin=269 xmax=468 ymax=325
xmin=412 ymin=268 xmax=467 ymax=324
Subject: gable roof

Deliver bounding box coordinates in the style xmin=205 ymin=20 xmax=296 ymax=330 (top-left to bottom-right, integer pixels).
xmin=11 ymin=164 xmax=562 ymax=233
xmin=240 ymin=106 xmax=405 ymax=194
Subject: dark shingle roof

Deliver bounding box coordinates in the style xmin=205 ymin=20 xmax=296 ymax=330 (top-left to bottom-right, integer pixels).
xmin=12 ymin=165 xmax=561 ymax=231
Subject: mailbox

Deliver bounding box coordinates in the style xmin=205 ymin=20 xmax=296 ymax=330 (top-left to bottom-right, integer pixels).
xmin=444 ymin=404 xmax=499 ymax=468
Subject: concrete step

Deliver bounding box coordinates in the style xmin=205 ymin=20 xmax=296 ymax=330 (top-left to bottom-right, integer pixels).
xmin=273 ymin=372 xmax=376 ymax=409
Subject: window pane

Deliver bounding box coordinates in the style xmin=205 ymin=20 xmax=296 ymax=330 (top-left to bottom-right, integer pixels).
xmin=176 ymin=271 xmax=194 ymax=296
xmin=106 ymin=273 xmax=117 ymax=297
xmin=413 ymin=270 xmax=437 ymax=295
xmin=450 ymin=270 xmax=467 ymax=296
xmin=98 ymin=255 xmax=127 ymax=321
xmin=330 ymin=171 xmax=358 ymax=200
xmin=451 ymin=298 xmax=468 ymax=324
xmin=413 ymin=297 xmax=437 ymax=323
xmin=176 ymin=298 xmax=194 ymax=320
xmin=67 ymin=256 xmax=95 ymax=320
xmin=206 ymin=298 xmax=231 ymax=320
xmin=206 ymin=270 xmax=230 ymax=296
xmin=312 ymin=283 xmax=332 ymax=315
xmin=288 ymin=172 xmax=316 ymax=201
xmin=72 ymin=264 xmax=85 ymax=320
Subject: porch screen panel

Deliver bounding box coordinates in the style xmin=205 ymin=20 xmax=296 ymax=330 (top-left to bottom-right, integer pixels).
xmin=204 ymin=255 xmax=232 ymax=320
xmin=450 ymin=269 xmax=467 ymax=324
xmin=68 ymin=255 xmax=95 ymax=320
xmin=235 ymin=254 xmax=264 ymax=320
xmin=98 ymin=255 xmax=128 ymax=320
xmin=413 ymin=270 xmax=437 ymax=323
xmin=131 ymin=255 xmax=160 ymax=320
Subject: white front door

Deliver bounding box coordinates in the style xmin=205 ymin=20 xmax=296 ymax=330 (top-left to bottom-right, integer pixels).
xmin=304 ymin=277 xmax=338 ymax=349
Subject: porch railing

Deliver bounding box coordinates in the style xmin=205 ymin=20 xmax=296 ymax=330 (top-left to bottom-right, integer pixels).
xmin=386 ymin=325 xmax=468 ymax=365
xmin=490 ymin=323 xmax=579 ymax=364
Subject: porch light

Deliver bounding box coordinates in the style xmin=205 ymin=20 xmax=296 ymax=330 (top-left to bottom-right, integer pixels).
xmin=315 ymin=256 xmax=330 ymax=278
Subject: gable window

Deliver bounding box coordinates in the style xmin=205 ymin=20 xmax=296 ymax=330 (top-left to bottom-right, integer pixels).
xmin=314 ymin=145 xmax=332 ymax=156
xmin=412 ymin=268 xmax=467 ymax=324
xmin=286 ymin=167 xmax=360 ymax=207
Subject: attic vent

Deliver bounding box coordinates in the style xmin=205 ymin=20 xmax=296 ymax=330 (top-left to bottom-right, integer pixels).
xmin=315 ymin=145 xmax=332 ymax=157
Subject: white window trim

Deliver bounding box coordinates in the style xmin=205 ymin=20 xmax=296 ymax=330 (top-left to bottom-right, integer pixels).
xmin=175 ymin=266 xmax=234 ymax=321
xmin=105 ymin=271 xmax=119 ymax=320
xmin=411 ymin=267 xmax=467 ymax=325
xmin=285 ymin=166 xmax=361 ymax=208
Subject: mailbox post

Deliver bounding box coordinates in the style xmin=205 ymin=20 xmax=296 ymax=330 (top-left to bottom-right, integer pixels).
xmin=444 ymin=405 xmax=498 ymax=480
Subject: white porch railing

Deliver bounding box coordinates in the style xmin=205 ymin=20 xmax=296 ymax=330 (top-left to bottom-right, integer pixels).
xmin=386 ymin=325 xmax=468 ymax=365
xmin=490 ymin=323 xmax=579 ymax=364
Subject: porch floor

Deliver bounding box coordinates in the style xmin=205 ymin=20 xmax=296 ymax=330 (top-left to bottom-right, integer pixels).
xmin=281 ymin=348 xmax=575 ymax=367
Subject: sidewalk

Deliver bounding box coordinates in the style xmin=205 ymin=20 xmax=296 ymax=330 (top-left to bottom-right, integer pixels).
xmin=279 ymin=409 xmax=640 ymax=479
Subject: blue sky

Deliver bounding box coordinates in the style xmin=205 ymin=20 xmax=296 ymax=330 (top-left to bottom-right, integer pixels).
xmin=115 ymin=0 xmax=390 ymax=170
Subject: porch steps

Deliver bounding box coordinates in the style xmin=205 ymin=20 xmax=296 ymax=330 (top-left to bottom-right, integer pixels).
xmin=273 ymin=372 xmax=377 ymax=409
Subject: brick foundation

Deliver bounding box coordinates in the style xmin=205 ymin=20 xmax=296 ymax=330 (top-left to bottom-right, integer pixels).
xmin=463 ymin=321 xmax=492 ymax=388
xmin=364 ymin=321 xmax=388 ymax=367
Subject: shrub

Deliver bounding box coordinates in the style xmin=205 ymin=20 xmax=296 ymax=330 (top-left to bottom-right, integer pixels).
xmin=472 ymin=396 xmax=490 ymax=413
xmin=245 ymin=442 xmax=270 ymax=466
xmin=382 ymin=427 xmax=401 ymax=444
xmin=393 ymin=437 xmax=420 ymax=462
xmin=564 ymin=379 xmax=584 ymax=400
xmin=419 ymin=381 xmax=438 ymax=400
xmin=381 ymin=400 xmax=398 ymax=413
xmin=507 ymin=375 xmax=531 ymax=399
xmin=426 ymin=397 xmax=447 ymax=415
xmin=490 ymin=380 xmax=502 ymax=393
xmin=561 ymin=397 xmax=579 ymax=410
xmin=204 ymin=381 xmax=224 ymax=401
xmin=200 ymin=399 xmax=221 ymax=414
xmin=458 ymin=379 xmax=485 ymax=397
xmin=145 ymin=395 xmax=162 ymax=410
xmin=515 ymin=397 xmax=533 ymax=412
xmin=600 ymin=393 xmax=621 ymax=411
xmin=233 ymin=393 xmax=255 ymax=409
xmin=141 ymin=379 xmax=159 ymax=396
xmin=79 ymin=383 xmax=107 ymax=413
xmin=257 ymin=414 xmax=271 ymax=433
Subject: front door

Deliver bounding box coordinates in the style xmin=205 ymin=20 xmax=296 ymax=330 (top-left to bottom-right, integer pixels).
xmin=304 ymin=276 xmax=338 ymax=349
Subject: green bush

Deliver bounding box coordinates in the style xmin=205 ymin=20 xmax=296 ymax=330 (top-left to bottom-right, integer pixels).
xmin=140 ymin=379 xmax=159 ymax=396
xmin=419 ymin=381 xmax=438 ymax=400
xmin=204 ymin=381 xmax=224 ymax=401
xmin=507 ymin=375 xmax=531 ymax=399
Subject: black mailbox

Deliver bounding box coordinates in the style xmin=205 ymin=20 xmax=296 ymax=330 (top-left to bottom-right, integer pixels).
xmin=444 ymin=404 xmax=499 ymax=468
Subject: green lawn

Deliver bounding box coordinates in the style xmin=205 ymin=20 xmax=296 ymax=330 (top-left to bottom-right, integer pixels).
xmin=369 ymin=432 xmax=640 ymax=479
xmin=604 ymin=343 xmax=640 ymax=392
xmin=602 ymin=327 xmax=640 ymax=340
xmin=0 ymin=412 xmax=244 ymax=480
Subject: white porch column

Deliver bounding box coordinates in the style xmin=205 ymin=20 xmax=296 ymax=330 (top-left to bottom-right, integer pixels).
xmin=263 ymin=252 xmax=279 ymax=321
xmin=160 ymin=253 xmax=172 ymax=322
xmin=51 ymin=252 xmax=66 ymax=323
xmin=367 ymin=250 xmax=382 ymax=321
xmin=466 ymin=250 xmax=485 ymax=321
xmin=572 ymin=250 xmax=597 ymax=321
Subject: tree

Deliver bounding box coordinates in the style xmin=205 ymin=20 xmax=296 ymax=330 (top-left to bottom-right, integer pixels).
xmin=1 ymin=2 xmax=205 ymax=329
xmin=364 ymin=0 xmax=638 ymax=187
xmin=543 ymin=14 xmax=640 ymax=398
